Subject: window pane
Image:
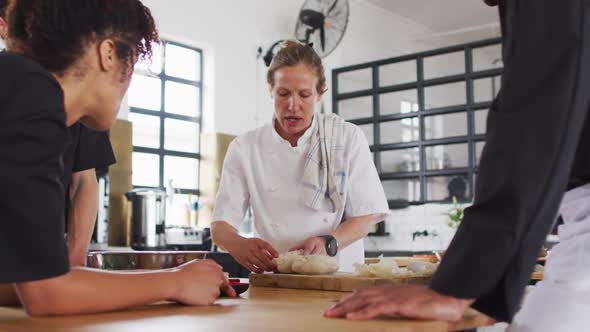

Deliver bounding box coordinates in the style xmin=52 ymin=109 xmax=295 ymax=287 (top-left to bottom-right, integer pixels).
xmin=380 ymin=118 xmax=419 ymax=144
xmin=358 ymin=124 xmax=374 ymax=146
xmin=132 ymin=152 xmax=160 ymax=187
xmin=165 ymin=44 xmax=200 ymax=81
xmin=135 ymin=42 xmax=162 ymax=75
xmin=338 ymin=96 xmax=372 ymax=120
xmin=164 ymin=156 xmax=199 ymax=190
xmin=128 ymin=113 xmax=160 ymax=148
xmin=379 ymin=90 xmax=418 ymax=116
xmin=424 ymin=113 xmax=467 ymax=140
xmin=424 ymin=82 xmax=466 ymax=109
xmin=474 ymin=76 xmax=501 ymax=103
xmin=128 ymin=74 xmax=161 ymax=111
xmin=424 ymin=52 xmax=465 ymax=80
xmin=476 ymin=141 xmax=486 ymax=166
xmin=426 ymin=175 xmax=469 ymax=201
xmin=473 ymin=44 xmax=503 ymax=72
xmin=382 ymin=178 xmax=421 ymax=201
xmin=474 ymin=109 xmax=488 ymax=134
xmin=165 ymin=81 xmax=200 ymax=117
xmin=379 ymin=60 xmax=416 ymax=86
xmin=381 ymin=148 xmax=420 ymax=173
xmin=337 ymin=68 xmax=372 ymax=93
xmin=425 ymin=143 xmax=468 ymax=170
xmin=164 ymin=119 xmax=200 ymax=153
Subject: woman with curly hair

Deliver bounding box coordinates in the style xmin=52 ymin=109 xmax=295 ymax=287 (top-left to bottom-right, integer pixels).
xmin=0 ymin=0 xmax=234 ymax=316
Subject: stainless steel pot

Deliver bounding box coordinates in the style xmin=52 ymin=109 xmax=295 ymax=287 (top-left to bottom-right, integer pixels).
xmin=125 ymin=189 xmax=167 ymax=250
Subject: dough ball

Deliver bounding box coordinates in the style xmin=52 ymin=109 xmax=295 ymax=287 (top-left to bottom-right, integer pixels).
xmin=406 ymin=260 xmax=437 ymax=275
xmin=291 ymin=255 xmax=339 ymax=275
xmin=354 ymin=257 xmax=408 ymax=278
xmin=273 ymin=250 xmax=303 ymax=274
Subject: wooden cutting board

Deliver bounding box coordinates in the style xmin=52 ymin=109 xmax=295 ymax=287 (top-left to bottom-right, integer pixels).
xmin=250 ymin=272 xmax=432 ymax=292
xmin=364 ymin=256 xmax=436 ymax=267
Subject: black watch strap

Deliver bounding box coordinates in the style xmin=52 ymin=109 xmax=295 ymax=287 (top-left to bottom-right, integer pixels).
xmin=319 ymin=235 xmax=338 ymax=257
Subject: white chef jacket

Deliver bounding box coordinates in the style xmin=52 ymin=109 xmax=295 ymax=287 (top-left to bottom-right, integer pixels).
xmin=508 ymin=183 xmax=590 ymax=332
xmin=212 ymin=114 xmax=389 ymax=272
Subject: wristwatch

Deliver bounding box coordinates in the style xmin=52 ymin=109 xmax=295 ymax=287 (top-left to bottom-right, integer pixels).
xmin=319 ymin=235 xmax=338 ymax=257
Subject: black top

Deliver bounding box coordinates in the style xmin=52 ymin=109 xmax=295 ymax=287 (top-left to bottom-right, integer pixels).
xmin=0 ymin=52 xmax=70 ymax=282
xmin=63 ymin=123 xmax=116 ymax=221
xmin=65 ymin=123 xmax=116 ymax=183
xmin=430 ymin=1 xmax=590 ymax=322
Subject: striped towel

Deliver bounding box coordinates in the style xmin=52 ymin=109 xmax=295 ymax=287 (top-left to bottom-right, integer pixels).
xmin=301 ymin=113 xmax=347 ymax=213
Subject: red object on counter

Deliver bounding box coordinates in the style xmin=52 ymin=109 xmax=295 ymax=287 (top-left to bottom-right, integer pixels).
xmin=228 ymin=278 xmax=249 ymax=295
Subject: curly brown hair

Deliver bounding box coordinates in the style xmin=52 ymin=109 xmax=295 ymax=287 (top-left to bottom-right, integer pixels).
xmin=267 ymin=40 xmax=327 ymax=94
xmin=6 ymin=0 xmax=159 ymax=75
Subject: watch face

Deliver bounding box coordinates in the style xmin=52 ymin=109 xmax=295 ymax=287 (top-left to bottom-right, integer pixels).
xmin=326 ymin=237 xmax=338 ymax=257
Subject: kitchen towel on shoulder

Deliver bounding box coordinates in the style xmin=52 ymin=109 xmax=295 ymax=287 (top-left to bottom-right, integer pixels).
xmin=301 ymin=112 xmax=347 ymax=213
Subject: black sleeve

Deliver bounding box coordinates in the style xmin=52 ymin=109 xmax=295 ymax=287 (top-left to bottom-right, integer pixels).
xmin=0 ymin=73 xmax=70 ymax=283
xmin=430 ymin=0 xmax=590 ymax=322
xmin=72 ymin=125 xmax=116 ymax=173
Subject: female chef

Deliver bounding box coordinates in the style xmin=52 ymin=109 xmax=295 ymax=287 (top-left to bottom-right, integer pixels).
xmin=211 ymin=40 xmax=389 ymax=273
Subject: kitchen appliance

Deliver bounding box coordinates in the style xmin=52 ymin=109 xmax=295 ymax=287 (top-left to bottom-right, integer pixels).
xmin=90 ymin=174 xmax=110 ymax=249
xmin=295 ymin=0 xmax=349 ymax=57
xmin=165 ymin=226 xmax=212 ymax=251
xmin=257 ymin=0 xmax=349 ymax=67
xmin=125 ymin=189 xmax=167 ymax=250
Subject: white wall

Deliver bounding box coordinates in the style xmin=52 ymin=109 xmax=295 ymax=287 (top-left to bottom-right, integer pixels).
xmin=131 ymin=0 xmax=500 ymax=252
xmin=138 ymin=0 xmax=304 ymax=135
xmin=136 ymin=0 xmax=484 ymax=136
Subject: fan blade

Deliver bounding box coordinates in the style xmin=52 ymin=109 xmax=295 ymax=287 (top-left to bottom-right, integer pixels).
xmin=300 ymin=9 xmax=325 ymax=29
xmin=326 ymin=0 xmax=339 ymax=16
xmin=305 ymin=28 xmax=313 ymax=45
xmin=320 ymin=25 xmax=326 ymax=52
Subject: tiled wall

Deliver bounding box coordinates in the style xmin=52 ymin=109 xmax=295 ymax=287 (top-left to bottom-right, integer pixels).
xmin=364 ymin=203 xmax=466 ymax=252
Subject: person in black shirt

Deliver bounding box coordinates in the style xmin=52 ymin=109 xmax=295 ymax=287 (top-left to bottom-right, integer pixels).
xmin=0 ymin=0 xmax=234 ymax=316
xmin=64 ymin=124 xmax=116 ymax=266
xmin=0 ymin=0 xmax=117 ymax=267
xmin=325 ymin=0 xmax=590 ymax=326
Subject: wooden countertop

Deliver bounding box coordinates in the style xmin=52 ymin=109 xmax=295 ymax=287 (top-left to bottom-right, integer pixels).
xmin=0 ymin=287 xmax=494 ymax=332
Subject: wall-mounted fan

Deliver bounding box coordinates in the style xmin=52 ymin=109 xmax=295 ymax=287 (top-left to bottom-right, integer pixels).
xmin=257 ymin=0 xmax=349 ymax=66
xmin=295 ymin=0 xmax=349 ymax=58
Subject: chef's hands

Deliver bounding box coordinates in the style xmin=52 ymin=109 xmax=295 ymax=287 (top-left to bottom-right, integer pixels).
xmin=228 ymin=238 xmax=279 ymax=273
xmin=324 ymin=284 xmax=474 ymax=321
xmin=173 ymin=259 xmax=236 ymax=305
xmin=289 ymin=237 xmax=327 ymax=255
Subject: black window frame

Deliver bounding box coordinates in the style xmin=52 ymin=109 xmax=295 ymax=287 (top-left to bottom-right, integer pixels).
xmin=333 ymin=38 xmax=503 ymax=207
xmin=129 ymin=40 xmax=203 ymax=196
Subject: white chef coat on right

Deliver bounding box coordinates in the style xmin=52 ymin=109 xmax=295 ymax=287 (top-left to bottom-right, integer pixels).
xmin=508 ymin=183 xmax=590 ymax=332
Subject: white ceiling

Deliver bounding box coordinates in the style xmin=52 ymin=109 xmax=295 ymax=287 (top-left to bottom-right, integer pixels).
xmin=365 ymin=0 xmax=501 ymax=45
